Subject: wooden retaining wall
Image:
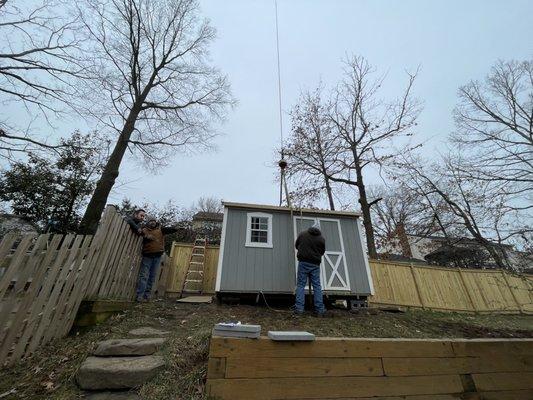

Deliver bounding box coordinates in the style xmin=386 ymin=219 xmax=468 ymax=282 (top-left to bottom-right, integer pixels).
xmin=206 ymin=336 xmax=533 ymax=400
xmin=0 ymin=206 xmax=142 ymax=366
xmin=166 ymin=242 xmax=532 ymax=313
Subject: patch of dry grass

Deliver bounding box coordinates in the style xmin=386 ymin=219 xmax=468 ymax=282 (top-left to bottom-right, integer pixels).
xmin=0 ymin=300 xmax=531 ymax=400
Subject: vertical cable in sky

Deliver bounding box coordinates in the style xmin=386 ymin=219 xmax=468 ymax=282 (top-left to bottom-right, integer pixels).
xmin=274 ymin=0 xmax=283 ymax=147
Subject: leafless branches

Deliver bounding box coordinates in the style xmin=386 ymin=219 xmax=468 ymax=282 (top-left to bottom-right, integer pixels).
xmin=284 ymin=85 xmax=341 ymax=210
xmin=284 ymin=55 xmax=421 ymax=257
xmin=0 ymin=1 xmax=81 ymax=158
xmin=75 ymin=0 xmax=234 ymax=166
xmin=77 ymin=0 xmax=234 ymax=233
xmin=395 ymin=153 xmax=532 ymax=270
xmin=194 ymin=196 xmax=222 ymax=214
xmin=368 ymin=184 xmax=448 ymax=249
xmin=452 ymin=59 xmax=533 ymax=196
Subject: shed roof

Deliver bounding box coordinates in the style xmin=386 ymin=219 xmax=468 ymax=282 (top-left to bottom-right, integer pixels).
xmin=222 ymin=202 xmax=361 ymax=218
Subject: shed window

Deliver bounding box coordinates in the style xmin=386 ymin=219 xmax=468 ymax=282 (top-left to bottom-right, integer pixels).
xmin=245 ymin=213 xmax=273 ymax=248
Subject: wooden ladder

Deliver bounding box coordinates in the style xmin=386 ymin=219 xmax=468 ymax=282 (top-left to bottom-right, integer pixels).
xmin=180 ymin=237 xmax=207 ymax=297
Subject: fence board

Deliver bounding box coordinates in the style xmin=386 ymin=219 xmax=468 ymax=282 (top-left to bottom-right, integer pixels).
xmin=27 ymin=234 xmax=79 ymax=353
xmin=0 ymin=235 xmax=49 ymax=361
xmin=0 ymin=205 xmax=144 ymax=366
xmin=112 ymin=228 xmax=139 ymax=298
xmin=166 ymin=243 xmax=220 ymax=295
xmin=369 ymin=261 xmax=531 ymax=313
xmin=46 ymin=235 xmax=93 ymax=342
xmin=9 ymin=235 xmax=64 ymax=361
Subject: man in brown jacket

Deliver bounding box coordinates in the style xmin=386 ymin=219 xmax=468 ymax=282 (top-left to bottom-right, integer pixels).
xmin=136 ymin=218 xmax=177 ymax=301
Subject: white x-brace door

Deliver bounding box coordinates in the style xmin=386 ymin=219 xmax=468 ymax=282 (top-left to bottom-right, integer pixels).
xmin=293 ymin=216 xmax=351 ymax=291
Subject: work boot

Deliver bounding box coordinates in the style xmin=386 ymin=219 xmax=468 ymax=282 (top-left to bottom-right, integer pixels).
xmin=314 ymin=310 xmax=333 ymax=318
xmin=292 ymin=310 xmax=304 ymax=318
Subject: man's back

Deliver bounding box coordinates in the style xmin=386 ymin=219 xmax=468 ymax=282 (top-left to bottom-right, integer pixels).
xmin=295 ymin=227 xmax=326 ymax=266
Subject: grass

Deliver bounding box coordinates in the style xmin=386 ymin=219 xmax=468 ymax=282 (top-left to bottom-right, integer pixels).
xmin=0 ymin=299 xmax=532 ymax=399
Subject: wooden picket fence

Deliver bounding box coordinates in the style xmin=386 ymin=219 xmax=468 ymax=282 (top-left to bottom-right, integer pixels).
xmin=0 ymin=206 xmax=142 ymax=366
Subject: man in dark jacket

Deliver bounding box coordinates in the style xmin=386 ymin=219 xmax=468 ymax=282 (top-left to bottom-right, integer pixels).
xmin=136 ymin=218 xmax=177 ymax=301
xmin=125 ymin=209 xmax=146 ymax=235
xmin=294 ymin=222 xmax=326 ymax=316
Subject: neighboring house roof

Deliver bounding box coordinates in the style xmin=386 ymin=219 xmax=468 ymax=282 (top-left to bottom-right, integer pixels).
xmin=192 ymin=212 xmax=224 ymax=222
xmin=222 ymin=202 xmax=362 ymax=218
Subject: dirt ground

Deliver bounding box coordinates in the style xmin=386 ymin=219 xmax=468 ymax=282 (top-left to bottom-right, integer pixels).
xmin=1 ymin=299 xmax=532 ymax=400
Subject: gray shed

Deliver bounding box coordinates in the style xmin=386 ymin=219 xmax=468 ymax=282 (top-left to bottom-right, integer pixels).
xmin=215 ymin=202 xmax=374 ymax=299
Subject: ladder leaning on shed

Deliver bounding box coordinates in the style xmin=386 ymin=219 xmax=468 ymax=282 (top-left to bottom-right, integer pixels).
xmin=180 ymin=237 xmax=207 ymax=297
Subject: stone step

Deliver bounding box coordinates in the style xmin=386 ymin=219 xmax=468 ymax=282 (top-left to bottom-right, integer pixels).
xmin=128 ymin=327 xmax=170 ymax=336
xmin=77 ymin=356 xmax=165 ymax=390
xmin=94 ymin=338 xmax=166 ymax=356
xmin=84 ymin=392 xmax=141 ymax=400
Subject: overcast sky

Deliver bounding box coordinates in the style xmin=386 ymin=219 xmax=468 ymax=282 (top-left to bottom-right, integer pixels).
xmin=10 ymin=0 xmax=533 ymax=211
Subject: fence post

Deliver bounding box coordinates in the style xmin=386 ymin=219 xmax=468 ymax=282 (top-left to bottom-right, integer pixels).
xmin=458 ymin=268 xmax=477 ymax=312
xmin=501 ymin=270 xmax=524 ymax=314
xmin=409 ymin=263 xmax=426 ymax=309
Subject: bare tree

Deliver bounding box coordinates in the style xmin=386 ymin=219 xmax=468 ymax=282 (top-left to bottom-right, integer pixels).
xmin=0 ymin=1 xmax=80 ymax=159
xmin=398 ymin=153 xmax=532 ymax=270
xmin=452 ymin=59 xmax=533 ymax=197
xmin=281 ymin=56 xmax=420 ymax=257
xmin=194 ymin=196 xmax=222 ymax=214
xmin=368 ymin=184 xmax=448 ymax=256
xmin=326 ymin=55 xmax=421 ymax=258
xmin=284 ymin=86 xmax=340 ymax=210
xmin=76 ymin=0 xmax=234 ymax=233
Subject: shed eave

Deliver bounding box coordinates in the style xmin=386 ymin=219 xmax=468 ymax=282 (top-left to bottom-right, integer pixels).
xmin=222 ymin=201 xmax=361 ymax=218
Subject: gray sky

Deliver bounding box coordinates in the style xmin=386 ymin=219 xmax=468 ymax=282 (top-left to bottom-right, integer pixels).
xmin=11 ymin=0 xmax=533 ymax=210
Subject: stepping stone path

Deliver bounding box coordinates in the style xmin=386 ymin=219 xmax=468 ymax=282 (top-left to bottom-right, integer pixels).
xmin=77 ymin=327 xmax=169 ymax=398
xmin=94 ymin=338 xmax=166 ymax=356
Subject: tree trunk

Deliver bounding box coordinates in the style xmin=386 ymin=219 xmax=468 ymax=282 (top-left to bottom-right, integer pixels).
xmin=355 ymin=163 xmax=377 ymax=258
xmin=324 ymin=176 xmax=335 ymax=210
xmin=480 ymin=239 xmax=508 ymax=270
xmin=78 ymin=107 xmax=141 ymax=233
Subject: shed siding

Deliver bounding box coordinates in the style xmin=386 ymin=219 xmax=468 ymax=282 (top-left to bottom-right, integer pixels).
xmin=340 ymin=218 xmax=372 ymax=294
xmin=219 ymin=206 xmax=372 ymax=295
xmin=220 ymin=208 xmax=295 ymax=293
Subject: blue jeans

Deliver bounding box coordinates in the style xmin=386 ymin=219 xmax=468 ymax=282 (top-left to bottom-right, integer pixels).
xmin=295 ymin=261 xmax=325 ymax=313
xmin=136 ymin=255 xmax=162 ymax=300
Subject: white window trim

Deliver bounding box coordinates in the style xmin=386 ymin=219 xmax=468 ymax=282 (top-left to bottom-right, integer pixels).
xmin=215 ymin=206 xmax=228 ymax=292
xmin=245 ymin=212 xmax=273 ymax=248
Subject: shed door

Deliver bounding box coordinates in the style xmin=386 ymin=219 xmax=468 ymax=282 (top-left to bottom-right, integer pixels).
xmin=293 ymin=217 xmax=351 ymax=291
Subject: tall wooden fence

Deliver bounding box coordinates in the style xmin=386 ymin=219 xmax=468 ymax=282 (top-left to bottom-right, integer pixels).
xmin=0 ymin=206 xmax=142 ymax=366
xmin=165 ymin=242 xmax=220 ymax=296
xmin=166 ymin=243 xmax=532 ymax=313
xmin=370 ymin=260 xmax=533 ymax=314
